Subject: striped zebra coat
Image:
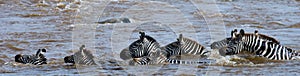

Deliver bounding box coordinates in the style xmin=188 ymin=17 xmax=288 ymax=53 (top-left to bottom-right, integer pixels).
xmin=15 ymin=49 xmax=47 ymax=65
xmin=162 ymin=34 xmax=208 ymax=58
xmin=128 ymin=32 xmax=208 ymax=65
xmin=128 ymin=32 xmax=167 ymax=65
xmin=64 ymin=45 xmax=96 ymax=65
xmin=211 ymin=29 xmax=280 ymax=50
xmin=211 ymin=29 xmax=281 ymax=56
xmin=225 ymin=29 xmax=300 ymax=60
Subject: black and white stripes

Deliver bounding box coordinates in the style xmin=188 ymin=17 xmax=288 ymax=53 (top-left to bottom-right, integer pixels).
xmin=127 ymin=32 xmax=209 ymax=65
xmin=64 ymin=45 xmax=96 ymax=65
xmin=128 ymin=32 xmax=167 ymax=65
xmin=15 ymin=49 xmax=47 ymax=65
xmin=225 ymin=29 xmax=300 ymax=60
xmin=162 ymin=34 xmax=207 ymax=58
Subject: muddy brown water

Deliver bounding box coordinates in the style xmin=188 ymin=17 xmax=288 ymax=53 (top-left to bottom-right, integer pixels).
xmin=0 ymin=0 xmax=300 ymax=75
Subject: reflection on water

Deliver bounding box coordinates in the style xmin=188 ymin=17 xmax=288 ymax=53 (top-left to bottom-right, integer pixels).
xmin=0 ymin=0 xmax=300 ymax=75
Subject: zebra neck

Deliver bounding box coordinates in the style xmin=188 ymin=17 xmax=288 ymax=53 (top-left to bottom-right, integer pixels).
xmin=242 ymin=36 xmax=264 ymax=53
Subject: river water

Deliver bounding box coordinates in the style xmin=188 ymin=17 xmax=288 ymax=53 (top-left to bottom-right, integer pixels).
xmin=0 ymin=0 xmax=300 ymax=75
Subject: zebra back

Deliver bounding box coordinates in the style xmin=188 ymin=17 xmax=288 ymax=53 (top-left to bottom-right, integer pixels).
xmin=254 ymin=30 xmax=280 ymax=44
xmin=163 ymin=34 xmax=207 ymax=58
xmin=64 ymin=45 xmax=96 ymax=65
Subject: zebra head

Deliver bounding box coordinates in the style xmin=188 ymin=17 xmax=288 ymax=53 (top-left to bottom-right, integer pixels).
xmin=225 ymin=29 xmax=245 ymax=55
xmin=129 ymin=32 xmax=146 ymax=58
xmin=36 ymin=48 xmax=46 ymax=57
xmin=79 ymin=45 xmax=87 ymax=56
xmin=64 ymin=55 xmax=75 ymax=64
xmin=15 ymin=49 xmax=47 ymax=65
xmin=129 ymin=32 xmax=160 ymax=64
xmin=80 ymin=45 xmax=86 ymax=51
xmin=15 ymin=54 xmax=25 ymax=64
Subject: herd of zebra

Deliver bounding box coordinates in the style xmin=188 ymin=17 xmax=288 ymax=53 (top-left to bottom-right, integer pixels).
xmin=14 ymin=29 xmax=300 ymax=65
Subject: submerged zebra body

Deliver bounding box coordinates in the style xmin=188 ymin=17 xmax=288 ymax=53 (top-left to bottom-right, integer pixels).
xmin=211 ymin=29 xmax=281 ymax=56
xmin=64 ymin=45 xmax=96 ymax=65
xmin=15 ymin=49 xmax=47 ymax=65
xmin=128 ymin=32 xmax=167 ymax=65
xmin=128 ymin=32 xmax=208 ymax=65
xmin=211 ymin=29 xmax=280 ymax=50
xmin=226 ymin=29 xmax=300 ymax=60
xmin=162 ymin=34 xmax=208 ymax=58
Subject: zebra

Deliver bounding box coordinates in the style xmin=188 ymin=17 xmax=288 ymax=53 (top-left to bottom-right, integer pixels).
xmin=15 ymin=48 xmax=47 ymax=65
xmin=225 ymin=29 xmax=300 ymax=60
xmin=211 ymin=29 xmax=280 ymax=50
xmin=64 ymin=45 xmax=96 ymax=65
xmin=211 ymin=29 xmax=281 ymax=56
xmin=162 ymin=34 xmax=208 ymax=58
xmin=128 ymin=32 xmax=208 ymax=65
xmin=128 ymin=31 xmax=167 ymax=65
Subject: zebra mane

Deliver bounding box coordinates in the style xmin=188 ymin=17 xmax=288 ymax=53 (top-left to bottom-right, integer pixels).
xmin=253 ymin=30 xmax=280 ymax=44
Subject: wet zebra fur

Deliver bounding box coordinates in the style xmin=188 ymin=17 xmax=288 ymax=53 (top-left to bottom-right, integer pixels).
xmin=162 ymin=34 xmax=208 ymax=58
xmin=128 ymin=32 xmax=208 ymax=65
xmin=15 ymin=48 xmax=47 ymax=65
xmin=211 ymin=29 xmax=280 ymax=50
xmin=254 ymin=30 xmax=280 ymax=44
xmin=226 ymin=29 xmax=300 ymax=60
xmin=128 ymin=31 xmax=166 ymax=65
xmin=64 ymin=45 xmax=96 ymax=65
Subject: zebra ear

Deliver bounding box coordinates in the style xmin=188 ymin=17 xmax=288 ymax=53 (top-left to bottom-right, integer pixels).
xmin=139 ymin=31 xmax=145 ymax=40
xmin=254 ymin=30 xmax=258 ymax=35
xmin=240 ymin=29 xmax=245 ymax=36
xmin=41 ymin=48 xmax=46 ymax=52
xmin=36 ymin=49 xmax=41 ymax=56
xmin=177 ymin=34 xmax=183 ymax=42
xmin=233 ymin=29 xmax=238 ymax=33
xmin=231 ymin=29 xmax=238 ymax=38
